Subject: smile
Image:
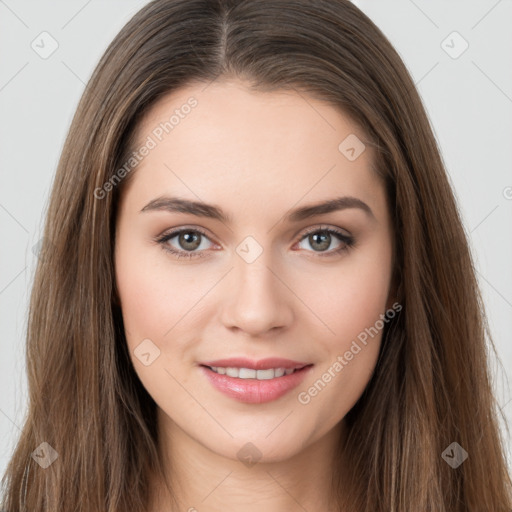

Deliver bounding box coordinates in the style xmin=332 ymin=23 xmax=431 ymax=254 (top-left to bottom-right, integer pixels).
xmin=199 ymin=363 xmax=314 ymax=404
xmin=207 ymin=366 xmax=298 ymax=379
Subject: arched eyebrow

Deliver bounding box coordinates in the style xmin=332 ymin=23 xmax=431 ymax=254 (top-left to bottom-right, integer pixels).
xmin=140 ymin=195 xmax=375 ymax=223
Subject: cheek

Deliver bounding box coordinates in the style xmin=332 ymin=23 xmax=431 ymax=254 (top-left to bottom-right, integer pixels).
xmin=114 ymin=238 xmax=171 ymax=359
xmin=295 ymin=241 xmax=392 ymax=404
xmin=296 ymin=291 xmax=388 ymax=424
xmin=301 ymin=247 xmax=392 ymax=344
xmin=114 ymin=247 xmax=194 ymax=404
xmin=115 ymin=238 xmax=195 ymax=343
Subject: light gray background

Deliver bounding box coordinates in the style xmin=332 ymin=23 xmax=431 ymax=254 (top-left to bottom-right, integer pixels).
xmin=1 ymin=0 xmax=511 ymax=480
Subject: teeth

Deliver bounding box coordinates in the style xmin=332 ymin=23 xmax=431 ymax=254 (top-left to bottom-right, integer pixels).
xmin=238 ymin=368 xmax=256 ymax=378
xmin=209 ymin=366 xmax=297 ymax=379
xmin=226 ymin=367 xmax=240 ymax=378
xmin=274 ymin=368 xmax=286 ymax=377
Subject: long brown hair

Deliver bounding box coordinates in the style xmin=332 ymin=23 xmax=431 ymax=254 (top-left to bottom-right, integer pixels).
xmin=1 ymin=0 xmax=511 ymax=510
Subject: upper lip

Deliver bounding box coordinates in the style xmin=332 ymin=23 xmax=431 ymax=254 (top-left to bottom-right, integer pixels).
xmin=199 ymin=357 xmax=312 ymax=371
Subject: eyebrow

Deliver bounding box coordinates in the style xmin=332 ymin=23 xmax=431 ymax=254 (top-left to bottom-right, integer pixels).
xmin=140 ymin=195 xmax=375 ymax=223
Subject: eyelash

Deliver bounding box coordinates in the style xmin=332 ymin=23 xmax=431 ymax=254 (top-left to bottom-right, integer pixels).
xmin=154 ymin=225 xmax=355 ymax=260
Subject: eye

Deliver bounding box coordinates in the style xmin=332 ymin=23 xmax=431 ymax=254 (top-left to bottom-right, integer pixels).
xmin=154 ymin=225 xmax=355 ymax=260
xmin=295 ymin=226 xmax=355 ymax=257
xmin=155 ymin=227 xmax=215 ymax=259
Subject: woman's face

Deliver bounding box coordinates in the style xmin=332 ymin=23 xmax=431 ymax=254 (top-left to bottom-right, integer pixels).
xmin=114 ymin=78 xmax=395 ymax=463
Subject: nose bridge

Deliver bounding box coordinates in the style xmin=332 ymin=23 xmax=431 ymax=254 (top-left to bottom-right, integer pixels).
xmin=220 ymin=238 xmax=292 ymax=334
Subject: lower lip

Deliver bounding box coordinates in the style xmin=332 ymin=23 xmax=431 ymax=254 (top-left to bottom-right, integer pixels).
xmin=199 ymin=364 xmax=313 ymax=404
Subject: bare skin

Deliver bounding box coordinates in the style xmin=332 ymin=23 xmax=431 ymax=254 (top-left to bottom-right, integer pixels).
xmin=114 ymin=78 xmax=395 ymax=512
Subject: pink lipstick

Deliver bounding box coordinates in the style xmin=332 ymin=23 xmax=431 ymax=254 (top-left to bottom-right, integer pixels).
xmin=198 ymin=357 xmax=313 ymax=404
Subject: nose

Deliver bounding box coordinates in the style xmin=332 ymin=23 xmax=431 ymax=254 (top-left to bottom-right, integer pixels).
xmin=219 ymin=249 xmax=294 ymax=337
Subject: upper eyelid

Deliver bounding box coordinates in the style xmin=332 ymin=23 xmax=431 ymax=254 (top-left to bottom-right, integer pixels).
xmin=159 ymin=226 xmax=215 ymax=243
xmin=300 ymin=225 xmax=351 ymax=238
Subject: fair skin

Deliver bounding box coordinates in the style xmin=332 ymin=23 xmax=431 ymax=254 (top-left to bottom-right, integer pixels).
xmin=114 ymin=78 xmax=395 ymax=512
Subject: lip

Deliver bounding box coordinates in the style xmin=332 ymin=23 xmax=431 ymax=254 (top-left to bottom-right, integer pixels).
xmin=199 ymin=359 xmax=314 ymax=404
xmin=199 ymin=357 xmax=310 ymax=370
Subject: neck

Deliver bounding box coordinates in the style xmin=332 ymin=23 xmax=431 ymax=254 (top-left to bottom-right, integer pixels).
xmin=148 ymin=409 xmax=346 ymax=512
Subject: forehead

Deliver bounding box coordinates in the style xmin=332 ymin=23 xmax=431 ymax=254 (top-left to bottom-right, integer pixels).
xmin=121 ymin=79 xmax=385 ymax=219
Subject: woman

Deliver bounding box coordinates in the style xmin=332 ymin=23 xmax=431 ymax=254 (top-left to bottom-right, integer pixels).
xmin=1 ymin=0 xmax=511 ymax=510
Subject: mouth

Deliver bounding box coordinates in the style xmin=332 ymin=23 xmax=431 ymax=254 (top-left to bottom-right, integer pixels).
xmin=198 ymin=359 xmax=314 ymax=404
xmin=200 ymin=364 xmax=311 ymax=380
